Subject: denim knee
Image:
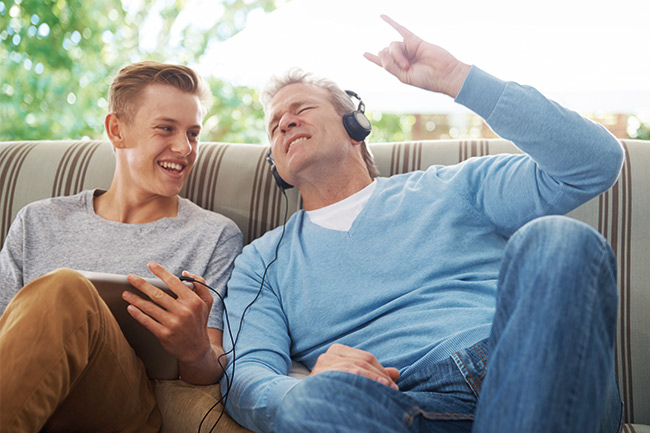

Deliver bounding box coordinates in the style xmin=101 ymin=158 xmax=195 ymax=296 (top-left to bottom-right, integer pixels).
xmin=507 ymin=216 xmax=614 ymax=271
xmin=511 ymin=215 xmax=604 ymax=248
xmin=484 ymin=216 xmax=621 ymax=433
xmin=498 ymin=215 xmax=618 ymax=320
xmin=274 ymin=372 xmax=347 ymax=428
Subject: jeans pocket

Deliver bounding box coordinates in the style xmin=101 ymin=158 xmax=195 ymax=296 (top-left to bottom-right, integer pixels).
xmin=451 ymin=339 xmax=489 ymax=399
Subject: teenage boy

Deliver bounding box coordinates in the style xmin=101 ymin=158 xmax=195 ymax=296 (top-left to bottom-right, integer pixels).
xmin=0 ymin=61 xmax=242 ymax=432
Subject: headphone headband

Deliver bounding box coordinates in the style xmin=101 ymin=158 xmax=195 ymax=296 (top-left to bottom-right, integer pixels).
xmin=345 ymin=90 xmax=366 ymax=113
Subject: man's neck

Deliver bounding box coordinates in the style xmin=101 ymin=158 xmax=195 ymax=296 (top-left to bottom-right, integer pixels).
xmin=300 ymin=174 xmax=373 ymax=211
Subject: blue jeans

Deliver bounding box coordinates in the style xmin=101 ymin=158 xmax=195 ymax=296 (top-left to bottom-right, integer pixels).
xmin=274 ymin=216 xmax=622 ymax=433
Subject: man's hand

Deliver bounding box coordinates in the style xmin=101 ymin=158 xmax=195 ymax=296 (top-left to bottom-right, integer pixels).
xmin=124 ymin=262 xmax=223 ymax=384
xmin=364 ymin=15 xmax=471 ymax=98
xmin=310 ymin=343 xmax=400 ymax=390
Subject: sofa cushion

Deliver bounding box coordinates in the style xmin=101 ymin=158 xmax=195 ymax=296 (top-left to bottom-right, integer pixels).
xmin=154 ymin=380 xmax=251 ymax=433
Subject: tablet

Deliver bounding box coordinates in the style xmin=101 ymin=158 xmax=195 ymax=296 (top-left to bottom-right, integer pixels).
xmin=76 ymin=270 xmax=180 ymax=380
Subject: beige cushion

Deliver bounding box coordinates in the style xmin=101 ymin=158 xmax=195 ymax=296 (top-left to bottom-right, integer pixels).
xmin=154 ymin=380 xmax=251 ymax=433
xmin=623 ymin=424 xmax=650 ymax=433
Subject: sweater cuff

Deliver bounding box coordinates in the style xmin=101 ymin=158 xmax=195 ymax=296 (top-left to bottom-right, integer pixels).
xmin=454 ymin=65 xmax=507 ymax=119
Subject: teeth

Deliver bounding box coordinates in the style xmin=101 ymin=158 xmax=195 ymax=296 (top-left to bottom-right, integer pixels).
xmin=159 ymin=161 xmax=183 ymax=171
xmin=288 ymin=136 xmax=308 ymax=149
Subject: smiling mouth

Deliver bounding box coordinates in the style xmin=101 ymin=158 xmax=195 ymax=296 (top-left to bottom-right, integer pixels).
xmin=288 ymin=136 xmax=308 ymax=152
xmin=158 ymin=161 xmax=185 ymax=173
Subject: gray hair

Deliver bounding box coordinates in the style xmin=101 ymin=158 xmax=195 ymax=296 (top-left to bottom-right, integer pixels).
xmin=261 ymin=68 xmax=379 ymax=178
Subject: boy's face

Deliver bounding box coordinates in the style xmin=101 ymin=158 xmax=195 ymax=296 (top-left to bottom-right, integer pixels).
xmin=117 ymin=83 xmax=203 ymax=199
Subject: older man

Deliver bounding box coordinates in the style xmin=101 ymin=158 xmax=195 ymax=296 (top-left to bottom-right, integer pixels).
xmin=221 ymin=16 xmax=623 ymax=433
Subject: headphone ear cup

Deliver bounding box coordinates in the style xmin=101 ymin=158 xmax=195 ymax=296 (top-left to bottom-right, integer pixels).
xmin=342 ymin=111 xmax=372 ymax=142
xmin=271 ymin=165 xmax=294 ymax=190
xmin=266 ymin=152 xmax=294 ymax=190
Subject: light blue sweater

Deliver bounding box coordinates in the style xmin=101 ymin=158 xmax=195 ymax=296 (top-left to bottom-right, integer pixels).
xmin=221 ymin=67 xmax=624 ymax=432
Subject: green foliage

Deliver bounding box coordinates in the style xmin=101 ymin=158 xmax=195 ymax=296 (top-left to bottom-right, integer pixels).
xmin=366 ymin=112 xmax=414 ymax=143
xmin=626 ymin=115 xmax=650 ymax=141
xmin=0 ymin=0 xmax=277 ymax=142
xmin=204 ymin=76 xmax=268 ymax=144
xmin=634 ymin=124 xmax=650 ymax=140
xmin=1 ymin=0 xmax=122 ymax=139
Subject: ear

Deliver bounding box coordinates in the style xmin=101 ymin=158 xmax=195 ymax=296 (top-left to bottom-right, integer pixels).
xmin=105 ymin=113 xmax=126 ymax=149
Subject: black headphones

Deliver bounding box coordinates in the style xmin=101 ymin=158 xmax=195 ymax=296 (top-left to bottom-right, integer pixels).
xmin=342 ymin=90 xmax=372 ymax=142
xmin=267 ymin=89 xmax=372 ymax=190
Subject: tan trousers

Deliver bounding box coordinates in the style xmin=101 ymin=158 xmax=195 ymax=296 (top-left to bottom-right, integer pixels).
xmin=0 ymin=269 xmax=162 ymax=433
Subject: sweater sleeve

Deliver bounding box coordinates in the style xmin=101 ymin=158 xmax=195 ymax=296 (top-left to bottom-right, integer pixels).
xmin=221 ymin=240 xmax=300 ymax=433
xmin=0 ymin=210 xmax=26 ymax=315
xmin=450 ymin=66 xmax=624 ymax=234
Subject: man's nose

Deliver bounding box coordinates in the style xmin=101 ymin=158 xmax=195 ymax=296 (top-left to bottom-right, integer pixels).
xmin=280 ymin=114 xmax=300 ymax=133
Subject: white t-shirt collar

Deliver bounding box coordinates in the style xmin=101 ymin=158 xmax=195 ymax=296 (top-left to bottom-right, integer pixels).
xmin=306 ymin=180 xmax=378 ymax=232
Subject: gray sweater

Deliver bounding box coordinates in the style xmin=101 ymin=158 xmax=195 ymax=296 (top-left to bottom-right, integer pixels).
xmin=0 ymin=189 xmax=242 ymax=329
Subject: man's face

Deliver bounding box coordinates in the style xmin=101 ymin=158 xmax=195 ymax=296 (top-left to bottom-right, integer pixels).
xmin=266 ymin=83 xmax=353 ymax=186
xmin=117 ymin=83 xmax=203 ymax=199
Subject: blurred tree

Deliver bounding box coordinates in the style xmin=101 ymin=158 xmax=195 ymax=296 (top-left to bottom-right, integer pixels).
xmin=0 ymin=0 xmax=277 ymax=143
xmin=626 ymin=114 xmax=650 ymax=141
xmin=1 ymin=0 xmax=121 ymax=139
xmin=366 ymin=112 xmax=414 ymax=143
xmin=636 ymin=126 xmax=650 ymax=140
xmin=633 ymin=121 xmax=650 ymax=140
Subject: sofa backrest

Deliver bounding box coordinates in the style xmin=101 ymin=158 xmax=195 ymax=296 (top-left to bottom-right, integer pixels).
xmin=1 ymin=139 xmax=648 ymax=424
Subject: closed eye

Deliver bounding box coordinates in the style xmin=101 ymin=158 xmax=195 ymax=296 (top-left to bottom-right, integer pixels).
xmin=268 ymin=105 xmax=314 ymax=136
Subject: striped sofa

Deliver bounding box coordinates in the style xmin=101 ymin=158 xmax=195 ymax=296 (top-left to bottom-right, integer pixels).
xmin=1 ymin=139 xmax=648 ymax=433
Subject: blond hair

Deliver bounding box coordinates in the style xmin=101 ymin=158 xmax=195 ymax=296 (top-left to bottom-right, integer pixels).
xmin=108 ymin=61 xmax=211 ymax=123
